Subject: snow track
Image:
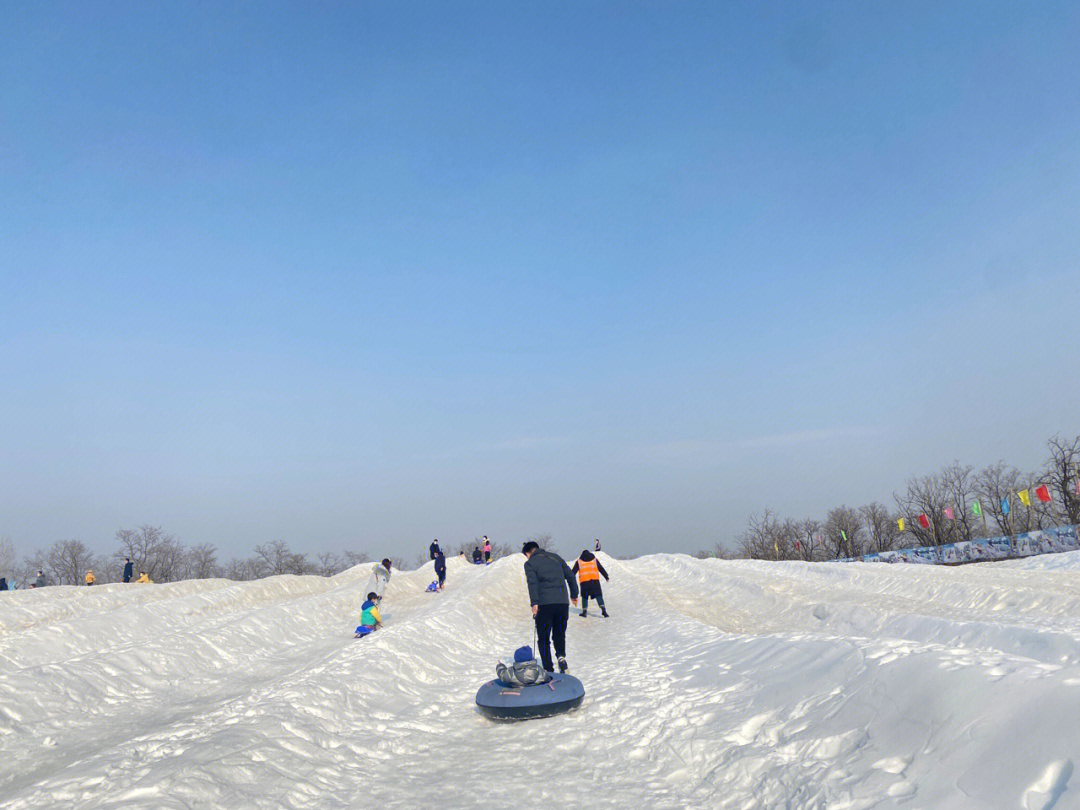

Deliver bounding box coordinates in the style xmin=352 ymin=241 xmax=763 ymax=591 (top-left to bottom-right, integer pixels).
xmin=2 ymin=553 xmax=1080 ymax=808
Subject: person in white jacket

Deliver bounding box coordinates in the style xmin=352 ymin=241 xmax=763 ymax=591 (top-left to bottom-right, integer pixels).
xmin=365 ymin=559 xmax=392 ymax=602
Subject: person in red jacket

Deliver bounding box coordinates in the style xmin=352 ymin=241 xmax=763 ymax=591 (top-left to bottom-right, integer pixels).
xmin=571 ymin=550 xmax=609 ymax=618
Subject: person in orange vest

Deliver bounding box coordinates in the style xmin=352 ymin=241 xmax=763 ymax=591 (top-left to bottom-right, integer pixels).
xmin=571 ymin=550 xmax=609 ymax=618
xmin=85 ymin=570 xmax=96 ymax=586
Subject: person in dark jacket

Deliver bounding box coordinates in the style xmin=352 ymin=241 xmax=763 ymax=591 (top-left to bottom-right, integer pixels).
xmin=594 ymin=538 xmax=601 ymax=552
xmin=472 ymin=546 xmax=483 ymax=564
xmin=0 ymin=577 xmax=8 ymax=591
xmin=122 ymin=558 xmax=134 ymax=583
xmin=434 ymin=550 xmax=447 ymax=590
xmin=572 ymin=550 xmax=610 ymax=618
xmin=34 ymin=570 xmax=48 ymax=588
xmin=429 ymin=539 xmax=442 ymax=560
xmin=522 ymin=541 xmax=579 ymax=673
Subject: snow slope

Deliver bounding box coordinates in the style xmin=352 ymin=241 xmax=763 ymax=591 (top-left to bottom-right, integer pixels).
xmin=2 ymin=552 xmax=1080 ymax=809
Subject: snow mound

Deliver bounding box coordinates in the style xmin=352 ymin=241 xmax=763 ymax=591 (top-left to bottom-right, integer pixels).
xmin=2 ymin=554 xmax=1079 ymax=809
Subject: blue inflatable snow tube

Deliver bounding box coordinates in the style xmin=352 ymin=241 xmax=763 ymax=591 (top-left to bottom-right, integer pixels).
xmin=475 ymin=674 xmax=585 ymax=721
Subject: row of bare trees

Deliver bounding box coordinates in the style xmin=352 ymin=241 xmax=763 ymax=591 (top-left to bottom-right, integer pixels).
xmin=1 ymin=526 xmax=564 ymax=589
xmin=734 ymin=434 xmax=1080 ymax=561
xmin=3 ymin=527 xmax=372 ymax=588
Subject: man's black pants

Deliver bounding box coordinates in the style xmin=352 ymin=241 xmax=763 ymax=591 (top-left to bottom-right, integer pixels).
xmin=534 ymin=603 xmax=569 ymax=672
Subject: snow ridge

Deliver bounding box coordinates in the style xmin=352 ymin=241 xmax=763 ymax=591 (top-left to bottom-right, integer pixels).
xmin=2 ymin=552 xmax=1079 ymax=809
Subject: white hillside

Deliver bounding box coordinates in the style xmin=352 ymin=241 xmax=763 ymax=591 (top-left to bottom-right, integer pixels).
xmin=2 ymin=552 xmax=1079 ymax=809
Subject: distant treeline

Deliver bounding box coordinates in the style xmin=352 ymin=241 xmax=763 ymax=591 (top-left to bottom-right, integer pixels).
xmin=0 ymin=530 xmax=554 ymax=589
xmin=724 ymin=434 xmax=1080 ymax=561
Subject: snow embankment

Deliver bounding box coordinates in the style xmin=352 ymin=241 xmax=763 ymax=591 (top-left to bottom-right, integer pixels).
xmin=2 ymin=552 xmax=1079 ymax=809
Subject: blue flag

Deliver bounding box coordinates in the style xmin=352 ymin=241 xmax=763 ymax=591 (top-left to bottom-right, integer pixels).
xmin=1001 ymin=497 xmax=1010 ymax=515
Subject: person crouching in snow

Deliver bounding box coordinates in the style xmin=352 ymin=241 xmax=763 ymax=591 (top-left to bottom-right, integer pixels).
xmin=355 ymin=592 xmax=383 ymax=637
xmin=434 ymin=550 xmax=447 ymax=590
xmin=135 ymin=571 xmax=152 ymax=584
xmin=572 ymin=550 xmax=609 ymax=618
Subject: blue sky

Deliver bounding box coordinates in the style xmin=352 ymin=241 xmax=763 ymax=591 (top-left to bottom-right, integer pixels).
xmin=2 ymin=1 xmax=1079 ymax=559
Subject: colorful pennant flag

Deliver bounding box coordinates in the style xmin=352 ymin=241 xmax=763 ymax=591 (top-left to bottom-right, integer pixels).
xmin=840 ymin=529 xmax=848 ymax=544
xmin=972 ymin=499 xmax=982 ymax=516
xmin=1018 ymin=489 xmax=1031 ymax=507
xmin=1036 ymin=485 xmax=1051 ymax=503
xmin=944 ymin=506 xmax=955 ymax=520
xmin=774 ymin=539 xmax=779 ymax=556
xmin=1001 ymin=497 xmax=1010 ymax=515
xmin=918 ymin=513 xmax=930 ymax=529
xmin=1075 ymin=479 xmax=1080 ymax=496
xmin=795 ymin=539 xmax=802 ymax=552
xmin=897 ymin=518 xmax=906 ymax=532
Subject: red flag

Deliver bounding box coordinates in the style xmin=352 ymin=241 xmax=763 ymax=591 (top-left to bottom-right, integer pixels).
xmin=918 ymin=514 xmax=930 ymax=529
xmin=1036 ymin=485 xmax=1051 ymax=503
xmin=795 ymin=539 xmax=802 ymax=551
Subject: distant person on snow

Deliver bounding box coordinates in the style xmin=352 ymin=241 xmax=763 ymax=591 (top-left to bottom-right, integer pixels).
xmin=85 ymin=570 xmax=96 ymax=586
xmin=0 ymin=577 xmax=8 ymax=591
xmin=572 ymin=550 xmax=609 ymax=618
xmin=594 ymin=538 xmax=601 ymax=552
xmin=35 ymin=570 xmax=49 ymax=588
xmin=122 ymin=558 xmax=134 ymax=583
xmin=434 ymin=550 xmax=447 ymax=590
xmin=355 ymin=592 xmax=383 ymax=637
xmin=135 ymin=571 xmax=152 ymax=584
xmin=429 ymin=539 xmax=442 ymax=560
xmin=483 ymin=537 xmax=492 ymax=563
xmin=522 ymin=541 xmax=579 ymax=674
xmin=472 ymin=546 xmax=483 ymax=564
xmin=367 ymin=559 xmax=392 ymax=602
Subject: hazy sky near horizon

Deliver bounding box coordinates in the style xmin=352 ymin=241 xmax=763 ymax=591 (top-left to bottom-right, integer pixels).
xmin=2 ymin=2 xmax=1079 ymax=560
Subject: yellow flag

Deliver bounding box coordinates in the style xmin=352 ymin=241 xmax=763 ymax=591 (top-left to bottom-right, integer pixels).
xmin=1018 ymin=489 xmax=1031 ymax=507
xmin=897 ymin=518 xmax=905 ymax=532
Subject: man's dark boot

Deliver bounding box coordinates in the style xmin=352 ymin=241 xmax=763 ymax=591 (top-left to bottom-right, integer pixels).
xmin=601 ymin=607 xmax=609 ymax=618
xmin=580 ymin=609 xmax=587 ymax=618
xmin=558 ymin=657 xmax=568 ymax=673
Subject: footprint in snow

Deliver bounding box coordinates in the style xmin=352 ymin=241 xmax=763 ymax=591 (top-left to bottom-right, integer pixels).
xmin=1022 ymin=759 xmax=1073 ymax=810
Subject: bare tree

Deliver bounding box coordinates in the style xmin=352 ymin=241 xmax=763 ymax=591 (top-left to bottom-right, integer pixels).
xmin=795 ymin=519 xmax=823 ymax=561
xmin=737 ymin=510 xmax=780 ymax=559
xmin=0 ymin=537 xmax=15 ymax=580
xmin=45 ymin=539 xmax=97 ymax=585
xmin=223 ymin=556 xmax=263 ymax=581
xmin=895 ymin=473 xmax=949 ymax=546
xmin=974 ymin=463 xmax=1021 ymax=536
xmin=1044 ymin=434 xmax=1080 ymax=525
xmin=339 ymin=550 xmax=371 ymax=570
xmin=940 ymin=462 xmax=979 ymax=541
xmin=186 ymin=543 xmax=220 ymax=579
xmin=824 ymin=506 xmax=863 ymax=558
xmin=115 ymin=526 xmax=185 ymax=582
xmin=253 ymin=540 xmax=312 ymax=576
xmin=859 ymin=503 xmax=899 ymax=553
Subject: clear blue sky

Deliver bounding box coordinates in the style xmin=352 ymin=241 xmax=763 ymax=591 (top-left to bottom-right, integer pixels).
xmin=2 ymin=1 xmax=1078 ymax=559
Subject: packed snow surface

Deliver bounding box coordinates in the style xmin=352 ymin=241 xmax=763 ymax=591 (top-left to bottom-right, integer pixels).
xmin=3 ymin=552 xmax=1080 ymax=809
